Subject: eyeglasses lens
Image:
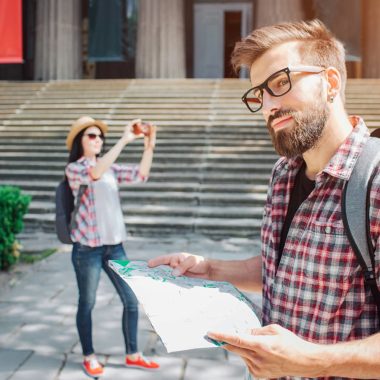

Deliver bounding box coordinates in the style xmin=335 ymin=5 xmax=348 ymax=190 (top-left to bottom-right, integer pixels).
xmin=244 ymin=91 xmax=262 ymax=112
xmin=86 ymin=133 xmax=104 ymax=141
xmin=267 ymin=70 xmax=291 ymax=96
xmin=243 ymin=69 xmax=291 ymax=113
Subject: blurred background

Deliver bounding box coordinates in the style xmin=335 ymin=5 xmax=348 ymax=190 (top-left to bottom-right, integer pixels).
xmin=1 ymin=0 xmax=379 ymax=81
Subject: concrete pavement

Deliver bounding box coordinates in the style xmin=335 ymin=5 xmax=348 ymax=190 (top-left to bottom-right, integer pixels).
xmin=0 ymin=233 xmax=262 ymax=380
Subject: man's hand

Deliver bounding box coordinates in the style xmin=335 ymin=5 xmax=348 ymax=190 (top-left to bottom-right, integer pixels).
xmin=148 ymin=253 xmax=211 ymax=278
xmin=208 ymin=324 xmax=327 ymax=378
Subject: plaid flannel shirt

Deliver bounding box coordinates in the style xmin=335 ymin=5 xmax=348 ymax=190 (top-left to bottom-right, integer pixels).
xmin=66 ymin=157 xmax=147 ymax=247
xmin=261 ymin=117 xmax=380 ymax=380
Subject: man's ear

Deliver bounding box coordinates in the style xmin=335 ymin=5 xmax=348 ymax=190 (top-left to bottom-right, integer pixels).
xmin=325 ymin=67 xmax=341 ymax=99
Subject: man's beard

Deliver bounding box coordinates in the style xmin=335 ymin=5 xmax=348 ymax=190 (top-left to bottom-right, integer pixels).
xmin=267 ymin=99 xmax=330 ymax=158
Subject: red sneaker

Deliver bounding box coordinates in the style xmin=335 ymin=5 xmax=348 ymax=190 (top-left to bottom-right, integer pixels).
xmin=125 ymin=353 xmax=160 ymax=371
xmin=83 ymin=358 xmax=104 ymax=378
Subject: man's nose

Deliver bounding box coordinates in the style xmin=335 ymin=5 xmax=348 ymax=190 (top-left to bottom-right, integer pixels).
xmin=261 ymin=90 xmax=281 ymax=118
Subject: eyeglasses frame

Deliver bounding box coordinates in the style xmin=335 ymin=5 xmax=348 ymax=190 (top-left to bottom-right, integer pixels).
xmin=241 ymin=65 xmax=326 ymax=113
xmin=83 ymin=132 xmax=105 ymax=141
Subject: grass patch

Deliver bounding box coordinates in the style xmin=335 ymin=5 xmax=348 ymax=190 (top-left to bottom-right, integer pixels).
xmin=20 ymin=248 xmax=57 ymax=264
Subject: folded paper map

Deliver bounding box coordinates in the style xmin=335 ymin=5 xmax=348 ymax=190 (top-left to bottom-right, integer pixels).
xmin=109 ymin=260 xmax=261 ymax=353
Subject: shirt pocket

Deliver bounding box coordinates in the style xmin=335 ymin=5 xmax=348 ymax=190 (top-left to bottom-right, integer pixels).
xmin=301 ymin=219 xmax=354 ymax=283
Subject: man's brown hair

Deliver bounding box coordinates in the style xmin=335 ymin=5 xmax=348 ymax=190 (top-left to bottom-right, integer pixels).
xmin=231 ymin=19 xmax=347 ymax=98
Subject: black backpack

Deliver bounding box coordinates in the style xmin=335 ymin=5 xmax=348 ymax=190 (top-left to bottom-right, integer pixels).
xmin=55 ymin=177 xmax=87 ymax=244
xmin=342 ymin=129 xmax=380 ymax=323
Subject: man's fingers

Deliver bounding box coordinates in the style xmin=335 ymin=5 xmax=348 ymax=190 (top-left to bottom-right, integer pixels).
xmin=222 ymin=344 xmax=266 ymax=378
xmin=249 ymin=323 xmax=282 ymax=336
xmin=172 ymin=255 xmax=198 ymax=276
xmin=147 ymin=253 xmax=187 ymax=275
xmin=223 ymin=344 xmax=253 ymax=358
xmin=148 ymin=253 xmax=205 ymax=277
xmin=207 ymin=331 xmax=263 ymax=351
xmin=147 ymin=255 xmax=174 ymax=268
xmin=208 ymin=332 xmax=249 ymax=348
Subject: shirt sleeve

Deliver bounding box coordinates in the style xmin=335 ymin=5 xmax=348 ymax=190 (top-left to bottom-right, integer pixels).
xmin=111 ymin=163 xmax=148 ymax=185
xmin=65 ymin=161 xmax=92 ymax=192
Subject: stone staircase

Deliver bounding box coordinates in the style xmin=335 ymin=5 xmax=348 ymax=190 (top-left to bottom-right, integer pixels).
xmin=1 ymin=78 xmax=380 ymax=238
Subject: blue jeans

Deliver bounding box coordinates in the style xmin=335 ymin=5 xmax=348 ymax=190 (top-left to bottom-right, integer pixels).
xmin=72 ymin=242 xmax=138 ymax=356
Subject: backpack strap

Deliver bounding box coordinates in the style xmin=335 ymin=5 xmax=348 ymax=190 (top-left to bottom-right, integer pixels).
xmin=69 ymin=184 xmax=88 ymax=232
xmin=342 ymin=137 xmax=380 ymax=324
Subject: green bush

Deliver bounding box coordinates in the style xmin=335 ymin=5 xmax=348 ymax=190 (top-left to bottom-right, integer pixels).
xmin=0 ymin=186 xmax=31 ymax=270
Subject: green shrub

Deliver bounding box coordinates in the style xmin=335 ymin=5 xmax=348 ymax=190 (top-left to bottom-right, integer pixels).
xmin=0 ymin=186 xmax=31 ymax=270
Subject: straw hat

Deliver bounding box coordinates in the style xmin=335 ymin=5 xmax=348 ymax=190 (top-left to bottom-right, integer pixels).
xmin=66 ymin=116 xmax=108 ymax=150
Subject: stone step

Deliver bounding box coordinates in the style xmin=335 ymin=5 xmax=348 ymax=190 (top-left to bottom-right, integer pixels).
xmin=0 ymin=151 xmax=278 ymax=161
xmin=17 ymin=93 xmax=379 ymax=100
xmin=11 ymin=104 xmax=380 ymax=114
xmin=0 ymin=128 xmax=269 ymax=138
xmin=0 ymin=133 xmax=271 ymax=141
xmin=0 ymin=127 xmax=272 ymax=137
xmin=23 ymin=213 xmax=263 ymax=238
xmin=0 ymin=141 xmax=271 ymax=152
xmin=4 ymin=119 xmax=379 ymax=128
xmin=0 ymin=154 xmax=278 ymax=166
xmin=2 ymin=94 xmax=380 ymax=104
xmin=19 ymin=189 xmax=267 ymax=206
xmin=1 ymin=171 xmax=271 ymax=185
xmin=28 ymin=201 xmax=264 ymax=218
xmin=0 ymin=161 xmax=274 ymax=177
xmin=1 ymin=116 xmax=264 ymax=123
xmin=1 ymin=119 xmax=265 ymax=127
xmin=0 ymin=180 xmax=268 ymax=193
xmin=0 ymin=144 xmax=275 ymax=153
xmin=2 ymin=182 xmax=268 ymax=206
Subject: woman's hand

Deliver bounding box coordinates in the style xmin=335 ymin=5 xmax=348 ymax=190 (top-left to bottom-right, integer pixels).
xmin=123 ymin=119 xmax=156 ymax=151
xmin=123 ymin=119 xmax=143 ymax=144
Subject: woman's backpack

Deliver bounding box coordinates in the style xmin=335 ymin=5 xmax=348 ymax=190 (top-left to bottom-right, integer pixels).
xmin=55 ymin=178 xmax=87 ymax=244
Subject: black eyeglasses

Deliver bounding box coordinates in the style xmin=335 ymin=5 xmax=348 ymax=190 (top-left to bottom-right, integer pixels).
xmin=241 ymin=65 xmax=325 ymax=113
xmin=84 ymin=133 xmax=105 ymax=141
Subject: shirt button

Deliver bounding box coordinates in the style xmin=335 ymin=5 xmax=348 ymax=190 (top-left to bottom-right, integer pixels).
xmin=325 ymin=226 xmax=331 ymax=233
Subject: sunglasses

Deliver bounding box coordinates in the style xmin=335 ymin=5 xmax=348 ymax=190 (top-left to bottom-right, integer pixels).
xmin=84 ymin=133 xmax=105 ymax=141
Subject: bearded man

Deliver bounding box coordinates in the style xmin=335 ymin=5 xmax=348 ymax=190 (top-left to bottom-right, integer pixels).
xmin=149 ymin=20 xmax=380 ymax=380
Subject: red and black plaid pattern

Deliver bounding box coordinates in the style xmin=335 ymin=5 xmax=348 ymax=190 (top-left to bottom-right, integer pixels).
xmin=261 ymin=117 xmax=380 ymax=380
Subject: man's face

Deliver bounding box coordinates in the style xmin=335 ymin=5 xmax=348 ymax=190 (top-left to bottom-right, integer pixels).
xmin=249 ymin=42 xmax=330 ymax=158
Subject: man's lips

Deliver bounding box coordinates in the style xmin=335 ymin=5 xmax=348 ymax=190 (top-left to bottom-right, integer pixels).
xmin=271 ymin=115 xmax=293 ymax=129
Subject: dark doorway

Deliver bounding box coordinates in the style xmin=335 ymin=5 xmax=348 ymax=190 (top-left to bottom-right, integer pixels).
xmin=82 ymin=0 xmax=137 ymax=79
xmin=224 ymin=11 xmax=241 ymax=78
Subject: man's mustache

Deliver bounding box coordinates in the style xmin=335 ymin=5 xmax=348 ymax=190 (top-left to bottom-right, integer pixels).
xmin=267 ymin=109 xmax=296 ymax=129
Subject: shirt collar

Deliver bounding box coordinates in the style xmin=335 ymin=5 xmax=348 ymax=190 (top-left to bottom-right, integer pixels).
xmin=322 ymin=116 xmax=369 ymax=181
xmin=78 ymin=156 xmax=97 ymax=166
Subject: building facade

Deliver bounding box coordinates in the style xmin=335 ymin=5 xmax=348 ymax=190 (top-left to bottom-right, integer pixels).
xmin=0 ymin=0 xmax=379 ymax=80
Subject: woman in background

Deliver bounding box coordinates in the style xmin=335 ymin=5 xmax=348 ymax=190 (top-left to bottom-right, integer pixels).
xmin=65 ymin=116 xmax=159 ymax=378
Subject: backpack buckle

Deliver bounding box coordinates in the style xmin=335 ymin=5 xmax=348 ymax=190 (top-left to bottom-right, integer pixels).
xmin=364 ymin=269 xmax=376 ymax=284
